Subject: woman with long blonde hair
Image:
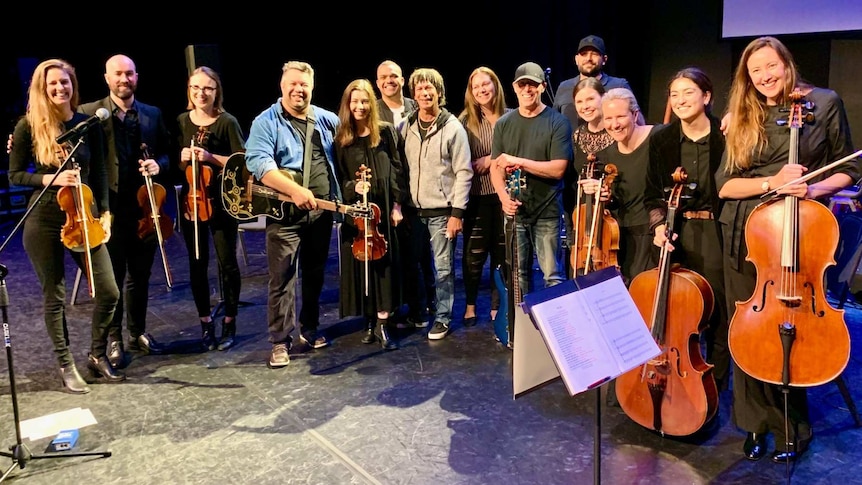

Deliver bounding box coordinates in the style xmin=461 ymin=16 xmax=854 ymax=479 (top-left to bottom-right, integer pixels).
xmin=9 ymin=59 xmax=122 ymax=392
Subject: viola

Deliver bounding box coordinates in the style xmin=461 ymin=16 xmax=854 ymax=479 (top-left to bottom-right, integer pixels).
xmin=136 ymin=144 xmax=174 ymax=242
xmin=728 ymin=90 xmax=850 ymax=388
xmin=617 ymin=167 xmax=718 ymax=436
xmin=57 ymin=144 xmax=105 ymax=298
xmin=137 ymin=143 xmax=174 ymax=288
xmin=571 ymin=154 xmax=620 ymax=276
xmin=351 ymin=165 xmax=387 ymax=262
xmin=185 ymin=129 xmax=213 ymax=260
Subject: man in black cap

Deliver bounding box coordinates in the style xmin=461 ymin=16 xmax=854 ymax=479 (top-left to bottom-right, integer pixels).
xmin=491 ymin=62 xmax=573 ymax=346
xmin=553 ymin=34 xmax=633 ymax=129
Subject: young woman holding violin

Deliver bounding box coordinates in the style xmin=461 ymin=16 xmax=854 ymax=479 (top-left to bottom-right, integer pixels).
xmin=177 ymin=66 xmax=246 ymax=352
xmin=334 ymin=79 xmax=407 ymax=350
xmin=9 ymin=59 xmax=123 ymax=393
xmin=645 ymin=67 xmax=729 ymax=393
xmin=718 ymin=36 xmax=859 ymax=463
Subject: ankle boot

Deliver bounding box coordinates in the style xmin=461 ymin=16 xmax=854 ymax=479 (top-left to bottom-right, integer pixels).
xmin=87 ymin=353 xmax=126 ymax=382
xmin=361 ymin=319 xmax=376 ymax=344
xmin=201 ymin=321 xmax=217 ymax=351
xmin=377 ymin=319 xmax=397 ymax=350
xmin=218 ymin=319 xmax=236 ymax=351
xmin=59 ymin=363 xmax=90 ymax=394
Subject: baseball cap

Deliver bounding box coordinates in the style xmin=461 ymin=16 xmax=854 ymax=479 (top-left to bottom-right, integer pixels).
xmin=514 ymin=62 xmax=545 ymax=84
xmin=577 ymin=35 xmax=606 ymax=55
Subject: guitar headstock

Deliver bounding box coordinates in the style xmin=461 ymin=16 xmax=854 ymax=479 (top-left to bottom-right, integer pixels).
xmin=506 ymin=168 xmax=526 ymax=200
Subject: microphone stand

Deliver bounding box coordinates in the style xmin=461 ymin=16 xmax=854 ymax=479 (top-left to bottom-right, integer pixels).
xmin=543 ymin=69 xmax=556 ymax=105
xmin=0 ymin=136 xmax=111 ymax=482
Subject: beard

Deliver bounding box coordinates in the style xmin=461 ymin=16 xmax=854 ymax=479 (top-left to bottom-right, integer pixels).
xmin=578 ymin=64 xmax=601 ymax=77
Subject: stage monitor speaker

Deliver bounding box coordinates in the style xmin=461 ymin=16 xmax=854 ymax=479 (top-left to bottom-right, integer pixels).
xmin=184 ymin=45 xmax=221 ymax=77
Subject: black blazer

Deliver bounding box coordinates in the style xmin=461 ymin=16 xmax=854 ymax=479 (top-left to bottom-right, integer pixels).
xmin=79 ymin=96 xmax=172 ymax=193
xmin=644 ymin=115 xmax=725 ymax=235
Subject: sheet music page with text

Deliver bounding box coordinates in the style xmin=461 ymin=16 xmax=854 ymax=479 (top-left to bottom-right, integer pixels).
xmin=528 ymin=275 xmax=660 ymax=395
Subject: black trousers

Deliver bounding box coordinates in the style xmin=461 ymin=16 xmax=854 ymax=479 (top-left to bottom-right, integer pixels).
xmin=462 ymin=194 xmax=505 ymax=310
xmin=107 ymin=215 xmax=157 ymax=340
xmin=181 ymin=201 xmax=241 ymax=319
xmin=265 ymin=209 xmax=332 ymax=344
xmin=22 ymin=192 xmax=119 ymax=366
xmin=675 ymin=219 xmax=729 ymax=391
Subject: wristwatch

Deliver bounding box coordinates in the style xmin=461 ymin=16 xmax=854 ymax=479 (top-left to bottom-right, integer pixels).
xmin=761 ymin=178 xmax=771 ymax=193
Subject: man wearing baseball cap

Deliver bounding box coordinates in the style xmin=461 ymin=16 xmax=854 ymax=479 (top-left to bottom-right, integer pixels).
xmin=490 ymin=61 xmax=573 ymax=347
xmin=553 ymin=34 xmax=633 ymax=130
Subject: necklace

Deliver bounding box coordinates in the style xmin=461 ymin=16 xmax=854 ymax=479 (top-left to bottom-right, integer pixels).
xmin=418 ymin=116 xmax=435 ymax=130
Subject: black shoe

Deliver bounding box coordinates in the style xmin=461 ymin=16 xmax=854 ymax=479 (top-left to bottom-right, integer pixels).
xmin=128 ymin=332 xmax=164 ymax=354
xmin=300 ymin=330 xmax=329 ymax=349
xmin=463 ymin=316 xmax=478 ymax=327
xmin=87 ymin=353 xmax=126 ymax=382
xmin=772 ymin=433 xmax=812 ymax=463
xmin=361 ymin=320 xmax=376 ymax=344
xmin=107 ymin=339 xmax=125 ymax=369
xmin=376 ymin=319 xmax=397 ymax=351
xmin=59 ymin=364 xmax=90 ymax=394
xmin=217 ymin=319 xmax=236 ymax=351
xmin=200 ymin=322 xmax=217 ymax=351
xmin=743 ymin=432 xmax=768 ymax=461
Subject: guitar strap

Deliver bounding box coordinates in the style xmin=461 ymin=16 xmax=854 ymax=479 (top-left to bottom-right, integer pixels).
xmin=301 ymin=112 xmax=316 ymax=188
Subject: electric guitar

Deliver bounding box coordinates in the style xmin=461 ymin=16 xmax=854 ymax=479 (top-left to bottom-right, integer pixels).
xmin=221 ymin=152 xmax=371 ymax=221
xmin=492 ymin=168 xmax=526 ymax=347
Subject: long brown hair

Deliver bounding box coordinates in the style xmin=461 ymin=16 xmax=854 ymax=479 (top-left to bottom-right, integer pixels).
xmin=458 ymin=66 xmax=506 ymax=137
xmin=335 ymin=79 xmax=381 ymax=148
xmin=26 ymin=59 xmax=80 ymax=168
xmin=724 ymin=36 xmax=806 ymax=172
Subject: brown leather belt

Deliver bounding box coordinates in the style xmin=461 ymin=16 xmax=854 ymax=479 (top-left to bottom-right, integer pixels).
xmin=682 ymin=210 xmax=714 ymax=220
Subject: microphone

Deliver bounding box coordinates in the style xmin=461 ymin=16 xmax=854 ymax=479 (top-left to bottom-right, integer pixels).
xmin=544 ymin=67 xmax=552 ymax=77
xmin=56 ymin=108 xmax=110 ymax=144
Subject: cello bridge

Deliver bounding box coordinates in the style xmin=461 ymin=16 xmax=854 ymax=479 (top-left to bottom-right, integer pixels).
xmin=777 ymin=295 xmax=803 ymax=307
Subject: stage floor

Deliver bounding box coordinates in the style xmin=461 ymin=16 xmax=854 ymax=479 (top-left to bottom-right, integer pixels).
xmin=0 ymin=221 xmax=860 ymax=484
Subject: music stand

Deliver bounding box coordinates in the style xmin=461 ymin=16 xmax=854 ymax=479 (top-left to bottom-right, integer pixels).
xmin=0 ymin=137 xmax=111 ymax=482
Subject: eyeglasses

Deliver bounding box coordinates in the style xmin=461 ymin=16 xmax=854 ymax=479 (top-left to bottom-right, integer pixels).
xmin=190 ymin=85 xmax=216 ymax=94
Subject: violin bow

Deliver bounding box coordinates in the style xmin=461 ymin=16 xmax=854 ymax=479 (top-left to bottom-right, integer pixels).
xmin=141 ymin=143 xmax=173 ymax=289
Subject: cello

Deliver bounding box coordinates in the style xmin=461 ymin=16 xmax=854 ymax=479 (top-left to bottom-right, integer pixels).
xmin=571 ymin=154 xmax=620 ymax=276
xmin=728 ymin=90 xmax=850 ymax=388
xmin=617 ymin=167 xmax=718 ymax=436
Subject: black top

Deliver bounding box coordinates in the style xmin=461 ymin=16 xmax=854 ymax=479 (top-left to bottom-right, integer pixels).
xmin=597 ymin=126 xmax=656 ymax=228
xmin=646 ymin=116 xmax=725 ymax=230
xmin=715 ymin=87 xmax=860 ymax=270
xmin=176 ymin=111 xmax=246 ymax=200
xmin=9 ymin=113 xmax=109 ymax=214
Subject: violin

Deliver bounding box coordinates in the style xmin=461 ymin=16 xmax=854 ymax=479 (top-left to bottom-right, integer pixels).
xmin=571 ymin=154 xmax=620 ymax=276
xmin=351 ymin=165 xmax=387 ymax=262
xmin=57 ymin=142 xmax=105 ymax=298
xmin=728 ymin=90 xmax=850 ymax=388
xmin=185 ymin=128 xmax=213 ymax=259
xmin=617 ymin=167 xmax=718 ymax=436
xmin=137 ymin=143 xmax=174 ymax=289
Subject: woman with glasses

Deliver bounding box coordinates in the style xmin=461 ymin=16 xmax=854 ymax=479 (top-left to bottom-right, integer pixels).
xmin=177 ymin=66 xmax=246 ymax=351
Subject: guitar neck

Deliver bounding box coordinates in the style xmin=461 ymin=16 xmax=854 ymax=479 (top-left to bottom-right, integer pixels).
xmin=250 ymin=184 xmax=355 ymax=216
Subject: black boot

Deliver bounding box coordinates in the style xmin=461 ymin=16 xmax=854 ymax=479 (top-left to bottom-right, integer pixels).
xmin=377 ymin=319 xmax=397 ymax=350
xmin=87 ymin=353 xmax=126 ymax=382
xmin=59 ymin=364 xmax=90 ymax=394
xmin=361 ymin=318 xmax=376 ymax=344
xmin=201 ymin=321 xmax=217 ymax=351
xmin=218 ymin=319 xmax=236 ymax=351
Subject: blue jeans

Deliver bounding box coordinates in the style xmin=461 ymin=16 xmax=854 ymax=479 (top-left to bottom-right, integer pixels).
xmin=417 ymin=215 xmax=455 ymax=324
xmin=516 ymin=217 xmax=565 ymax=294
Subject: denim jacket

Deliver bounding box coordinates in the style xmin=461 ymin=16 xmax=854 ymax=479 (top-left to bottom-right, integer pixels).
xmin=245 ymin=98 xmax=341 ymax=200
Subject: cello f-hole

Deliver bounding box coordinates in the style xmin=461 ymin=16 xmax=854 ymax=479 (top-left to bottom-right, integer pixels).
xmin=670 ymin=348 xmax=688 ymax=377
xmin=752 ymin=280 xmax=774 ymax=312
xmin=803 ymin=282 xmax=826 ymax=316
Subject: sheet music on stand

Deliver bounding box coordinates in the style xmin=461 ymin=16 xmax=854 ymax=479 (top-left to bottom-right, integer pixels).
xmin=521 ymin=267 xmax=660 ymax=396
